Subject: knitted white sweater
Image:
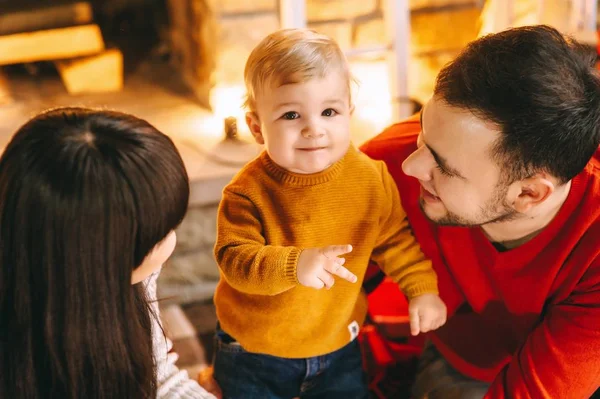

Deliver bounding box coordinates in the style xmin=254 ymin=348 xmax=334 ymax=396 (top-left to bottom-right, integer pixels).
xmin=146 ymin=273 xmax=216 ymax=399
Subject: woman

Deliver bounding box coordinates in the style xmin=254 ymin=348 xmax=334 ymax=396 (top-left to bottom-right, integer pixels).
xmin=0 ymin=108 xmax=215 ymax=398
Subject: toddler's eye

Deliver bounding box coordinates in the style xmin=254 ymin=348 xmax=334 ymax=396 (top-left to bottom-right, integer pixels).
xmin=282 ymin=112 xmax=300 ymax=120
xmin=322 ymin=108 xmax=337 ymax=117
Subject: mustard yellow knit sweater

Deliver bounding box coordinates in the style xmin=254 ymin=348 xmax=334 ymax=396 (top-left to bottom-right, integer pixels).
xmin=214 ymin=146 xmax=438 ymax=358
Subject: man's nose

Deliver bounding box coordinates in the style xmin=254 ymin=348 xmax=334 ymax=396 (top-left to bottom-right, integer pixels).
xmin=402 ymin=146 xmax=434 ymax=181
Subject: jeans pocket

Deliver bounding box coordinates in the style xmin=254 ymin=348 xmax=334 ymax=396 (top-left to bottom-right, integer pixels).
xmin=214 ymin=326 xmax=245 ymax=354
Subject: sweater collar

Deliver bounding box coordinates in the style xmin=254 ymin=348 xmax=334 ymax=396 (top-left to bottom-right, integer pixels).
xmin=261 ymin=145 xmax=357 ymax=186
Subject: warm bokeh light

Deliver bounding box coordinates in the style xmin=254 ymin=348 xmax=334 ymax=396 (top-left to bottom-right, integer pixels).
xmin=203 ymin=84 xmax=250 ymax=140
xmin=350 ymin=60 xmax=393 ymax=136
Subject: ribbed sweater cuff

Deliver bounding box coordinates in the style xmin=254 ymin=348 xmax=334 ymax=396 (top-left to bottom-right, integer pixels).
xmin=404 ymin=281 xmax=439 ymax=300
xmin=284 ymin=248 xmax=301 ymax=284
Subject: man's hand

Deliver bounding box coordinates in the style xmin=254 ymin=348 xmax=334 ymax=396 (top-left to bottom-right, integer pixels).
xmin=297 ymin=244 xmax=357 ymax=289
xmin=408 ymin=293 xmax=447 ymax=336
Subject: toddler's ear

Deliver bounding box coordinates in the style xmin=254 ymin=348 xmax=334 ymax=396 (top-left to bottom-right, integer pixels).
xmin=349 ymin=104 xmax=355 ymax=116
xmin=246 ymin=112 xmax=264 ymax=145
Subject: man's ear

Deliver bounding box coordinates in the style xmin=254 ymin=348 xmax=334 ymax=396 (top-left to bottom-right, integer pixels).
xmin=246 ymin=112 xmax=264 ymax=145
xmin=511 ymin=173 xmax=555 ymax=213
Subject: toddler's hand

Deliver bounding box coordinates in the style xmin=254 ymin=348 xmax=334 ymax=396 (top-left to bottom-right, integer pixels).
xmin=197 ymin=367 xmax=222 ymax=399
xmin=408 ymin=293 xmax=447 ymax=336
xmin=297 ymin=244 xmax=357 ymax=289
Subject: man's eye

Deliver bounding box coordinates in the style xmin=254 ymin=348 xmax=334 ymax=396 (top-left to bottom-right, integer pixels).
xmin=322 ymin=108 xmax=337 ymax=117
xmin=436 ymin=164 xmax=453 ymax=177
xmin=282 ymin=112 xmax=299 ymax=120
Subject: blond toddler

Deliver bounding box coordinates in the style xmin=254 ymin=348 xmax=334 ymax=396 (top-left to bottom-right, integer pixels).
xmin=212 ymin=29 xmax=447 ymax=399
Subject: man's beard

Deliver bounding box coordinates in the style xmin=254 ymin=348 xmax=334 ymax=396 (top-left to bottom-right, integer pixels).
xmin=419 ymin=184 xmax=519 ymax=227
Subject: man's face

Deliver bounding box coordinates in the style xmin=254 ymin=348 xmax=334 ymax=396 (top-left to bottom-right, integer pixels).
xmin=402 ymin=96 xmax=517 ymax=226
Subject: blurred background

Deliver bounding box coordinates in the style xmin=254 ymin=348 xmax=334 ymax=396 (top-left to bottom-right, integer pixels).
xmin=0 ymin=0 xmax=598 ymax=380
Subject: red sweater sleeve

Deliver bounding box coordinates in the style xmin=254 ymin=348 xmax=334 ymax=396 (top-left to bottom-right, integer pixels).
xmin=485 ymin=257 xmax=600 ymax=399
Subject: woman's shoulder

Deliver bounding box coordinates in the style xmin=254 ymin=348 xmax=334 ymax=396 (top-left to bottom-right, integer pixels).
xmin=145 ymin=272 xmax=217 ymax=399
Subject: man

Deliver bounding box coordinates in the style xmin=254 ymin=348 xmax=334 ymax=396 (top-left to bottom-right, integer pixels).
xmin=361 ymin=25 xmax=600 ymax=398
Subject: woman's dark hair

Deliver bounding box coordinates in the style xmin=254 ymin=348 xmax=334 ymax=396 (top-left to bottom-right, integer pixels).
xmin=435 ymin=25 xmax=600 ymax=184
xmin=0 ymin=107 xmax=189 ymax=398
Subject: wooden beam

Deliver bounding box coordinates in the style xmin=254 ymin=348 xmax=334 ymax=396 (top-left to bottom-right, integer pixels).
xmin=0 ymin=2 xmax=93 ymax=36
xmin=383 ymin=0 xmax=413 ymax=119
xmin=279 ymin=0 xmax=306 ymax=28
xmin=55 ymin=48 xmax=123 ymax=94
xmin=0 ymin=24 xmax=105 ymax=66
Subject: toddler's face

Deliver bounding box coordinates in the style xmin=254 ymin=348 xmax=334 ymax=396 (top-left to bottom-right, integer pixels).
xmin=247 ymin=72 xmax=352 ymax=174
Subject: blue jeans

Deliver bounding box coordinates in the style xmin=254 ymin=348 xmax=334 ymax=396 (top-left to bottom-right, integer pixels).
xmin=213 ymin=326 xmax=369 ymax=399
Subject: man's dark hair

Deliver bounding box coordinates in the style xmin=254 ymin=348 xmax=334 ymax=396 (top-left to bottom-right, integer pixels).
xmin=435 ymin=25 xmax=600 ymax=184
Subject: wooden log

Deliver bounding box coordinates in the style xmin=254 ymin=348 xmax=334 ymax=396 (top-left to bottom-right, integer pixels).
xmin=0 ymin=2 xmax=93 ymax=36
xmin=55 ymin=48 xmax=123 ymax=94
xmin=0 ymin=24 xmax=105 ymax=66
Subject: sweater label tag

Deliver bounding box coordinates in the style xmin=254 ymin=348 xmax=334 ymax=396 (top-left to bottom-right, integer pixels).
xmin=348 ymin=320 xmax=359 ymax=341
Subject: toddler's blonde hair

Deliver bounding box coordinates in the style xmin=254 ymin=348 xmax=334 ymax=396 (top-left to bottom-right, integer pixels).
xmin=243 ymin=28 xmax=353 ymax=111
